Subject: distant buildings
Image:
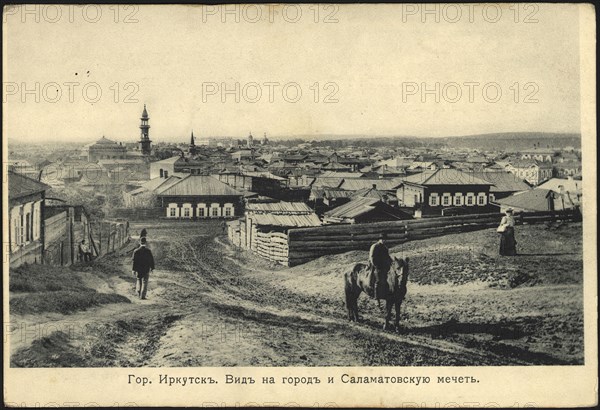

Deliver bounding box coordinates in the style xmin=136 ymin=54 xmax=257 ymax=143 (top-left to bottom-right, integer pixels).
xmin=139 ymin=104 xmax=152 ymax=155
xmin=85 ymin=136 xmax=128 ymax=161
xmin=506 ymin=160 xmax=553 ymax=186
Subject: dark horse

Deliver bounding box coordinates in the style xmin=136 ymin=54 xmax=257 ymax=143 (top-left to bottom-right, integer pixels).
xmin=344 ymin=257 xmax=409 ymax=331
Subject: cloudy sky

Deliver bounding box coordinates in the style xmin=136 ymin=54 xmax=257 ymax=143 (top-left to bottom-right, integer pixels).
xmin=3 ymin=3 xmax=584 ymax=143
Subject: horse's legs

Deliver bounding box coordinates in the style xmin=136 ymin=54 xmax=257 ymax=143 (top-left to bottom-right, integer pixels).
xmin=394 ymin=299 xmax=402 ymax=332
xmin=383 ymin=299 xmax=394 ymax=330
xmin=352 ymin=290 xmax=361 ymax=322
xmin=345 ymin=285 xmax=355 ymax=321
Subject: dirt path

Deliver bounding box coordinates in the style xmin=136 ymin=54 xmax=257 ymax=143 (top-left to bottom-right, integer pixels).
xmin=10 ymin=221 xmax=583 ymax=367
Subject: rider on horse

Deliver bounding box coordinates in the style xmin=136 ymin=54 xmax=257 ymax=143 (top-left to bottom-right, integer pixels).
xmin=369 ymin=233 xmax=393 ymax=303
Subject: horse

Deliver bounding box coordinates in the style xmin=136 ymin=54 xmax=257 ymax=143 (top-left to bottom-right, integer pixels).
xmin=344 ymin=256 xmax=409 ymax=331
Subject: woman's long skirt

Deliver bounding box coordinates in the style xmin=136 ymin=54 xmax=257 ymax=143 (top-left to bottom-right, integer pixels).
xmin=499 ymin=227 xmax=517 ymax=256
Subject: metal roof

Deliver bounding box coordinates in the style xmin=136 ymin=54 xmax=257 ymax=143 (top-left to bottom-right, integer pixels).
xmin=157 ymin=175 xmax=243 ymax=197
xmin=250 ymin=213 xmax=322 ymax=227
xmin=400 ymin=169 xmax=492 ymax=186
xmin=468 ymin=171 xmax=531 ymax=193
xmin=246 ymin=201 xmax=313 ymax=214
xmin=8 ymin=171 xmax=50 ymax=200
xmin=324 ymin=196 xmax=380 ymax=218
xmin=493 ymin=188 xmax=579 ymax=211
xmin=340 ymin=178 xmax=402 ymax=191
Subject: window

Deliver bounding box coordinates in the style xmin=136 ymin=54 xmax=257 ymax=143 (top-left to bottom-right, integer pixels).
xmin=466 ymin=194 xmax=474 ymax=206
xmin=442 ymin=194 xmax=451 ymax=206
xmin=170 ymin=208 xmax=176 ymax=217
xmin=212 ymin=207 xmax=219 ymax=217
xmin=477 ymin=194 xmax=486 ymax=205
xmin=225 ymin=207 xmax=232 ymax=217
xmin=25 ymin=213 xmax=31 ymax=242
xmin=198 ymin=207 xmax=205 ymax=217
xmin=183 ymin=208 xmax=190 ymax=217
xmin=429 ymin=194 xmax=438 ymax=206
xmin=455 ymin=194 xmax=463 ymax=206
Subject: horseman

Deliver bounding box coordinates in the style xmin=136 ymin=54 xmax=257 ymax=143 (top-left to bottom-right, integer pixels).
xmin=369 ymin=233 xmax=393 ymax=302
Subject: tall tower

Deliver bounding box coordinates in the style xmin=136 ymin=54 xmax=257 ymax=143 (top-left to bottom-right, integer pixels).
xmin=139 ymin=104 xmax=152 ymax=155
xmin=247 ymin=132 xmax=253 ymax=148
xmin=188 ymin=130 xmax=197 ymax=156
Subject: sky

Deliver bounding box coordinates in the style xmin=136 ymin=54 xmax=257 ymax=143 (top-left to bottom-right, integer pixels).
xmin=3 ymin=4 xmax=583 ymax=143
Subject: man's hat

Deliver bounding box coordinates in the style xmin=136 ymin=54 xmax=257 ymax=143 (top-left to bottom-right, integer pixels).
xmin=506 ymin=208 xmax=514 ymax=213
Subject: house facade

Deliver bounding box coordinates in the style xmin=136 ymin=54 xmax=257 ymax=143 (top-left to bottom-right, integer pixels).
xmin=397 ymin=169 xmax=494 ymax=216
xmin=156 ymin=175 xmax=243 ymax=219
xmin=8 ymin=172 xmax=49 ymax=267
xmin=506 ymin=160 xmax=553 ymax=186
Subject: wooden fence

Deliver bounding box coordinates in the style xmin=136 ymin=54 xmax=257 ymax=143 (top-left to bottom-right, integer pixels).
xmin=285 ymin=209 xmax=581 ymax=266
xmin=227 ymin=220 xmax=290 ymax=265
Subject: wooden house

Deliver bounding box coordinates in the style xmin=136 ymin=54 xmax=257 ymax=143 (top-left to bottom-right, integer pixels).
xmin=8 ymin=171 xmax=50 ymax=267
xmin=397 ymin=169 xmax=494 ymax=216
xmin=323 ymin=196 xmax=412 ymax=224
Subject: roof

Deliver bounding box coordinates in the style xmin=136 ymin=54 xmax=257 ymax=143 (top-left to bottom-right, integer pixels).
xmin=157 ymin=175 xmax=243 ymax=197
xmin=9 ymin=171 xmax=50 ymax=200
xmin=400 ymin=169 xmax=492 ymax=186
xmin=324 ymin=197 xmax=381 ymax=219
xmin=140 ymin=175 xmax=183 ymax=192
xmin=351 ymin=187 xmax=395 ymax=200
xmin=250 ymin=213 xmax=322 ymax=228
xmin=153 ymin=156 xmax=182 ymax=165
xmin=246 ymin=201 xmax=313 ymax=214
xmin=538 ymin=178 xmax=583 ymax=194
xmin=340 ymin=178 xmax=402 ymax=191
xmin=493 ymin=188 xmax=578 ymax=211
xmin=469 ymin=172 xmax=531 ymax=193
xmin=508 ymin=159 xmax=552 ymax=168
xmin=93 ymin=136 xmax=119 ymax=145
xmin=312 ymin=177 xmax=345 ymax=188
xmin=320 ymin=171 xmax=364 ymax=179
xmin=309 ymin=188 xmax=354 ymax=201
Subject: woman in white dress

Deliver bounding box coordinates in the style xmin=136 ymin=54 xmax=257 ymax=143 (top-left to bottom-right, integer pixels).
xmin=498 ymin=208 xmax=517 ymax=256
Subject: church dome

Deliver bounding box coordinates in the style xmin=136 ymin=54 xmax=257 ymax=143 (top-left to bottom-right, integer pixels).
xmin=95 ymin=136 xmax=118 ymax=145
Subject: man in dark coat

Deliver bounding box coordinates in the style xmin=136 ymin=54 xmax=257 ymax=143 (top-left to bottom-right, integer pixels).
xmin=132 ymin=237 xmax=155 ymax=300
xmin=369 ymin=233 xmax=393 ymax=301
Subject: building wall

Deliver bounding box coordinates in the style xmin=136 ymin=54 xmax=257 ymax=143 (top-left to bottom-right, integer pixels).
xmin=161 ymin=196 xmax=241 ymax=219
xmin=507 ymin=165 xmax=553 ymax=186
xmin=150 ymin=162 xmax=176 ymax=179
xmin=9 ymin=196 xmax=44 ymax=268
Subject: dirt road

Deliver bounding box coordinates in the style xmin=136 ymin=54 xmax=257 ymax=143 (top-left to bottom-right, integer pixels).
xmin=10 ymin=221 xmax=583 ymax=367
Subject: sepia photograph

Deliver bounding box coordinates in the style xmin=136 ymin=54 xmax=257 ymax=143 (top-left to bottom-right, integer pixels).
xmin=3 ymin=2 xmax=597 ymax=408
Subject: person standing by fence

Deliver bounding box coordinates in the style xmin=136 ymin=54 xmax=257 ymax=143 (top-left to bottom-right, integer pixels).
xmin=79 ymin=239 xmax=92 ymax=262
xmin=132 ymin=237 xmax=155 ymax=300
xmin=498 ymin=208 xmax=517 ymax=256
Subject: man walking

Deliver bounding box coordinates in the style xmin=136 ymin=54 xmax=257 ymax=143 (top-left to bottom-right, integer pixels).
xmin=369 ymin=233 xmax=393 ymax=302
xmin=132 ymin=237 xmax=155 ymax=300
